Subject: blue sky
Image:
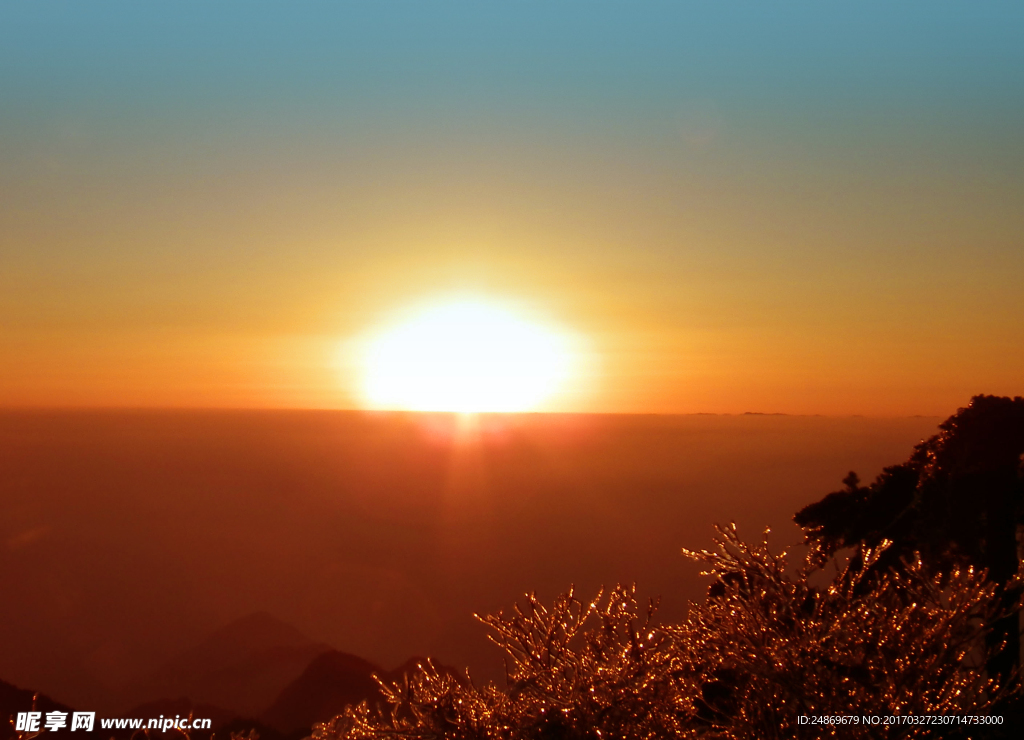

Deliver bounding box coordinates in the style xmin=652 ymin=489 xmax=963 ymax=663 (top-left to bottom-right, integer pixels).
xmin=2 ymin=2 xmax=1022 ymax=414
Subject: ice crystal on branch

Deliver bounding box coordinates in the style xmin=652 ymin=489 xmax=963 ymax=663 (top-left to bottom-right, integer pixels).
xmin=676 ymin=523 xmax=1020 ymax=738
xmin=314 ymin=526 xmax=1020 ymax=740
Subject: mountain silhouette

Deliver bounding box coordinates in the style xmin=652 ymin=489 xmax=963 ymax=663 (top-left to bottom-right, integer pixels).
xmin=0 ymin=679 xmax=73 ymax=740
xmin=126 ymin=612 xmax=332 ymax=717
xmin=262 ymin=651 xmax=466 ymax=734
xmin=260 ymin=651 xmax=384 ymax=733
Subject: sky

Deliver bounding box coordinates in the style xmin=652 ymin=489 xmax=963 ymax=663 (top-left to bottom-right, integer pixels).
xmin=2 ymin=1 xmax=1022 ymax=415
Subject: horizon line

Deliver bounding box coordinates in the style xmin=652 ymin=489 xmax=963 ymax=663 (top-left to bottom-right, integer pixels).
xmin=0 ymin=405 xmax=946 ymax=420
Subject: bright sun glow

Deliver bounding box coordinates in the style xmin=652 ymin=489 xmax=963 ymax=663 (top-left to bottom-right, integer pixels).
xmin=361 ymin=300 xmax=573 ymax=412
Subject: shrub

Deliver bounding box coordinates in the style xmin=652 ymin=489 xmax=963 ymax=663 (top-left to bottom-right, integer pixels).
xmin=674 ymin=525 xmax=1019 ymax=738
xmin=313 ymin=525 xmax=1021 ymax=739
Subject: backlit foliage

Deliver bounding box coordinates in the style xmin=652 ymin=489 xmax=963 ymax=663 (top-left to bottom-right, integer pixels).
xmin=674 ymin=525 xmax=1019 ymax=738
xmin=313 ymin=525 xmax=1021 ymax=739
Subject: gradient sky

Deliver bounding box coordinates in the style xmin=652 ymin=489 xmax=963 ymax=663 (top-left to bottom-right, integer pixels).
xmin=2 ymin=2 xmax=1022 ymax=414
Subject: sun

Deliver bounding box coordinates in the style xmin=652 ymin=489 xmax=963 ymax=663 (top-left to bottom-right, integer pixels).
xmin=360 ymin=300 xmax=573 ymax=412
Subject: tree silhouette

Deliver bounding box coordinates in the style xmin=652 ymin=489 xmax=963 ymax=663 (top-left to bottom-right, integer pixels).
xmin=795 ymin=394 xmax=1024 ymax=685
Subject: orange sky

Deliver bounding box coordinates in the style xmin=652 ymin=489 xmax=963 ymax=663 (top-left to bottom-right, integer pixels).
xmin=2 ymin=4 xmax=1022 ymax=415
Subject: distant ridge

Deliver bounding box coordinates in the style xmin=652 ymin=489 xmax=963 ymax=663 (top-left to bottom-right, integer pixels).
xmin=0 ymin=679 xmax=73 ymax=740
xmin=1 ymin=612 xmax=463 ymax=739
xmin=262 ymin=652 xmax=464 ymax=733
xmin=126 ymin=612 xmax=332 ymax=717
xmin=261 ymin=651 xmax=383 ymax=732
